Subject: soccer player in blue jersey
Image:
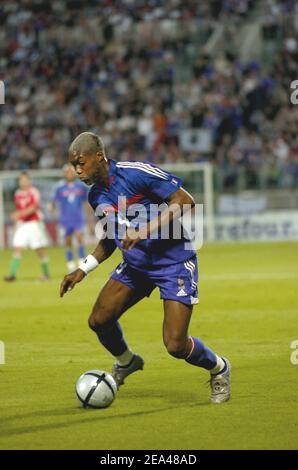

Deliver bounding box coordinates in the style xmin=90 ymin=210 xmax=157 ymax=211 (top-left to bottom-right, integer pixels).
xmin=49 ymin=164 xmax=89 ymax=272
xmin=60 ymin=132 xmax=231 ymax=403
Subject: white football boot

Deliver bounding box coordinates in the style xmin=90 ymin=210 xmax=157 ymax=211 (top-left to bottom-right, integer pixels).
xmin=209 ymin=357 xmax=231 ymax=404
xmin=111 ymin=354 xmax=144 ymax=388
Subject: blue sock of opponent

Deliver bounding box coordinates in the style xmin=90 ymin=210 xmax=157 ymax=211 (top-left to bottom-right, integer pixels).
xmin=66 ymin=249 xmax=74 ymax=262
xmin=78 ymin=245 xmax=85 ymax=259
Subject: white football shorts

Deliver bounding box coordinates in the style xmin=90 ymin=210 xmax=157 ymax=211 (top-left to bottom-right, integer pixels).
xmin=13 ymin=220 xmax=48 ymax=249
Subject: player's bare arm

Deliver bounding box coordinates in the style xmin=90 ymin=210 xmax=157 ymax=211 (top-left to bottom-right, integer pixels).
xmin=60 ymin=237 xmax=116 ymax=297
xmin=121 ymin=187 xmax=195 ymax=251
xmin=11 ymin=203 xmax=39 ymax=222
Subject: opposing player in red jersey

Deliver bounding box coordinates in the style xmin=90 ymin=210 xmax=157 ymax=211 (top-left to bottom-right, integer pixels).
xmin=4 ymin=172 xmax=50 ymax=282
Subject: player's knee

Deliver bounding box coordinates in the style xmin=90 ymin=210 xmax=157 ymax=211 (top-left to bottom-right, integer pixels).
xmin=88 ymin=307 xmax=113 ymax=334
xmin=88 ymin=315 xmax=108 ymax=334
xmin=165 ymin=338 xmax=188 ymax=359
xmin=88 ymin=314 xmax=99 ymax=332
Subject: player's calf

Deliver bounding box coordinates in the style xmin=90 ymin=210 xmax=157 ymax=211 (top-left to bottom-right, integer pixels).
xmin=88 ymin=312 xmax=143 ymax=388
xmin=88 ymin=313 xmax=124 ymax=348
xmin=165 ymin=334 xmax=231 ymax=403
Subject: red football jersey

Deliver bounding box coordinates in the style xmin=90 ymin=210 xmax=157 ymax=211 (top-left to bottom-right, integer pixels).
xmin=14 ymin=186 xmax=42 ymax=222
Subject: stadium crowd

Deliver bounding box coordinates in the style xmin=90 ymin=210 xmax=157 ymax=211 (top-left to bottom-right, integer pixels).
xmin=0 ymin=0 xmax=297 ymax=189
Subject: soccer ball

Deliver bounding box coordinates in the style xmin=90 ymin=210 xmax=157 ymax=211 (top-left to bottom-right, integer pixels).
xmin=76 ymin=369 xmax=117 ymax=409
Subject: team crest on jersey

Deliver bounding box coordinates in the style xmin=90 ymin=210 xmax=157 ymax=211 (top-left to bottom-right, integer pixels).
xmin=176 ymin=277 xmax=187 ymax=296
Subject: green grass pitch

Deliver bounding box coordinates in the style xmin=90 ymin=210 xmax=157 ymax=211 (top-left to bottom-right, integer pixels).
xmin=0 ymin=241 xmax=297 ymax=450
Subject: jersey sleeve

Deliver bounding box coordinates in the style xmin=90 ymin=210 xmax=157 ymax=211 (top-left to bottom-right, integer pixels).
xmin=119 ymin=162 xmax=183 ymax=201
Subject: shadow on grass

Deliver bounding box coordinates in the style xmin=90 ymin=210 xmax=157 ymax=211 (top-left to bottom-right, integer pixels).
xmin=0 ymin=399 xmax=209 ymax=438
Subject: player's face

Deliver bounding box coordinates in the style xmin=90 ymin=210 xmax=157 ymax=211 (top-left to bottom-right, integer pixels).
xmin=69 ymin=151 xmax=104 ymax=185
xmin=19 ymin=174 xmax=31 ymax=190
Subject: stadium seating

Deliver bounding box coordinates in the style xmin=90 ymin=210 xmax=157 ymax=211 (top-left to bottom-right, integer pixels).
xmin=0 ymin=0 xmax=297 ymax=189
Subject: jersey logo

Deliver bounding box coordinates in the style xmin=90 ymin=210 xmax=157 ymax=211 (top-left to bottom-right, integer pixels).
xmin=176 ymin=278 xmax=187 ymax=296
xmin=177 ymin=289 xmax=187 ymax=297
xmin=67 ymin=194 xmax=76 ymax=203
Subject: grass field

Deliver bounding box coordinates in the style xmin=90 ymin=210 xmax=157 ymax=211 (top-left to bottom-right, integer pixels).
xmin=0 ymin=241 xmax=297 ymax=450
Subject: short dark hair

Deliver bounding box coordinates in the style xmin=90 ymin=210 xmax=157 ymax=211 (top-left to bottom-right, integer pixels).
xmin=69 ymin=132 xmax=104 ymax=155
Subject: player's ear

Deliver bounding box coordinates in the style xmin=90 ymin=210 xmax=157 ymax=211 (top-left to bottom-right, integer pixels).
xmin=96 ymin=151 xmax=106 ymax=163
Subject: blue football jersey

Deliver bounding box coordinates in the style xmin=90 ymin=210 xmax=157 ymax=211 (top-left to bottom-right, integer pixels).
xmin=88 ymin=160 xmax=195 ymax=268
xmin=53 ymin=180 xmax=88 ymax=227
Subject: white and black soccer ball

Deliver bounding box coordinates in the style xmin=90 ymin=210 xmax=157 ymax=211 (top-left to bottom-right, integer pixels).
xmin=76 ymin=369 xmax=117 ymax=409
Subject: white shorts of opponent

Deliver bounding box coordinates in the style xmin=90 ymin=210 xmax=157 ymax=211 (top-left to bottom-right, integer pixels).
xmin=13 ymin=221 xmax=49 ymax=250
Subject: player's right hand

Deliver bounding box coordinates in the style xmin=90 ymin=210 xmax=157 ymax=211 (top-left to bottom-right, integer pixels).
xmin=60 ymin=269 xmax=86 ymax=298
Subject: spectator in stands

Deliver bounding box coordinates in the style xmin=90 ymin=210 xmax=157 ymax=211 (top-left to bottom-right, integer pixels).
xmin=0 ymin=0 xmax=297 ymax=192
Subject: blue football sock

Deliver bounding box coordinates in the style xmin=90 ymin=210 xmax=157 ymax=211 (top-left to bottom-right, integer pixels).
xmin=185 ymin=336 xmax=217 ymax=370
xmin=66 ymin=249 xmax=74 ymax=262
xmin=78 ymin=245 xmax=85 ymax=259
xmin=97 ymin=321 xmax=128 ymax=356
